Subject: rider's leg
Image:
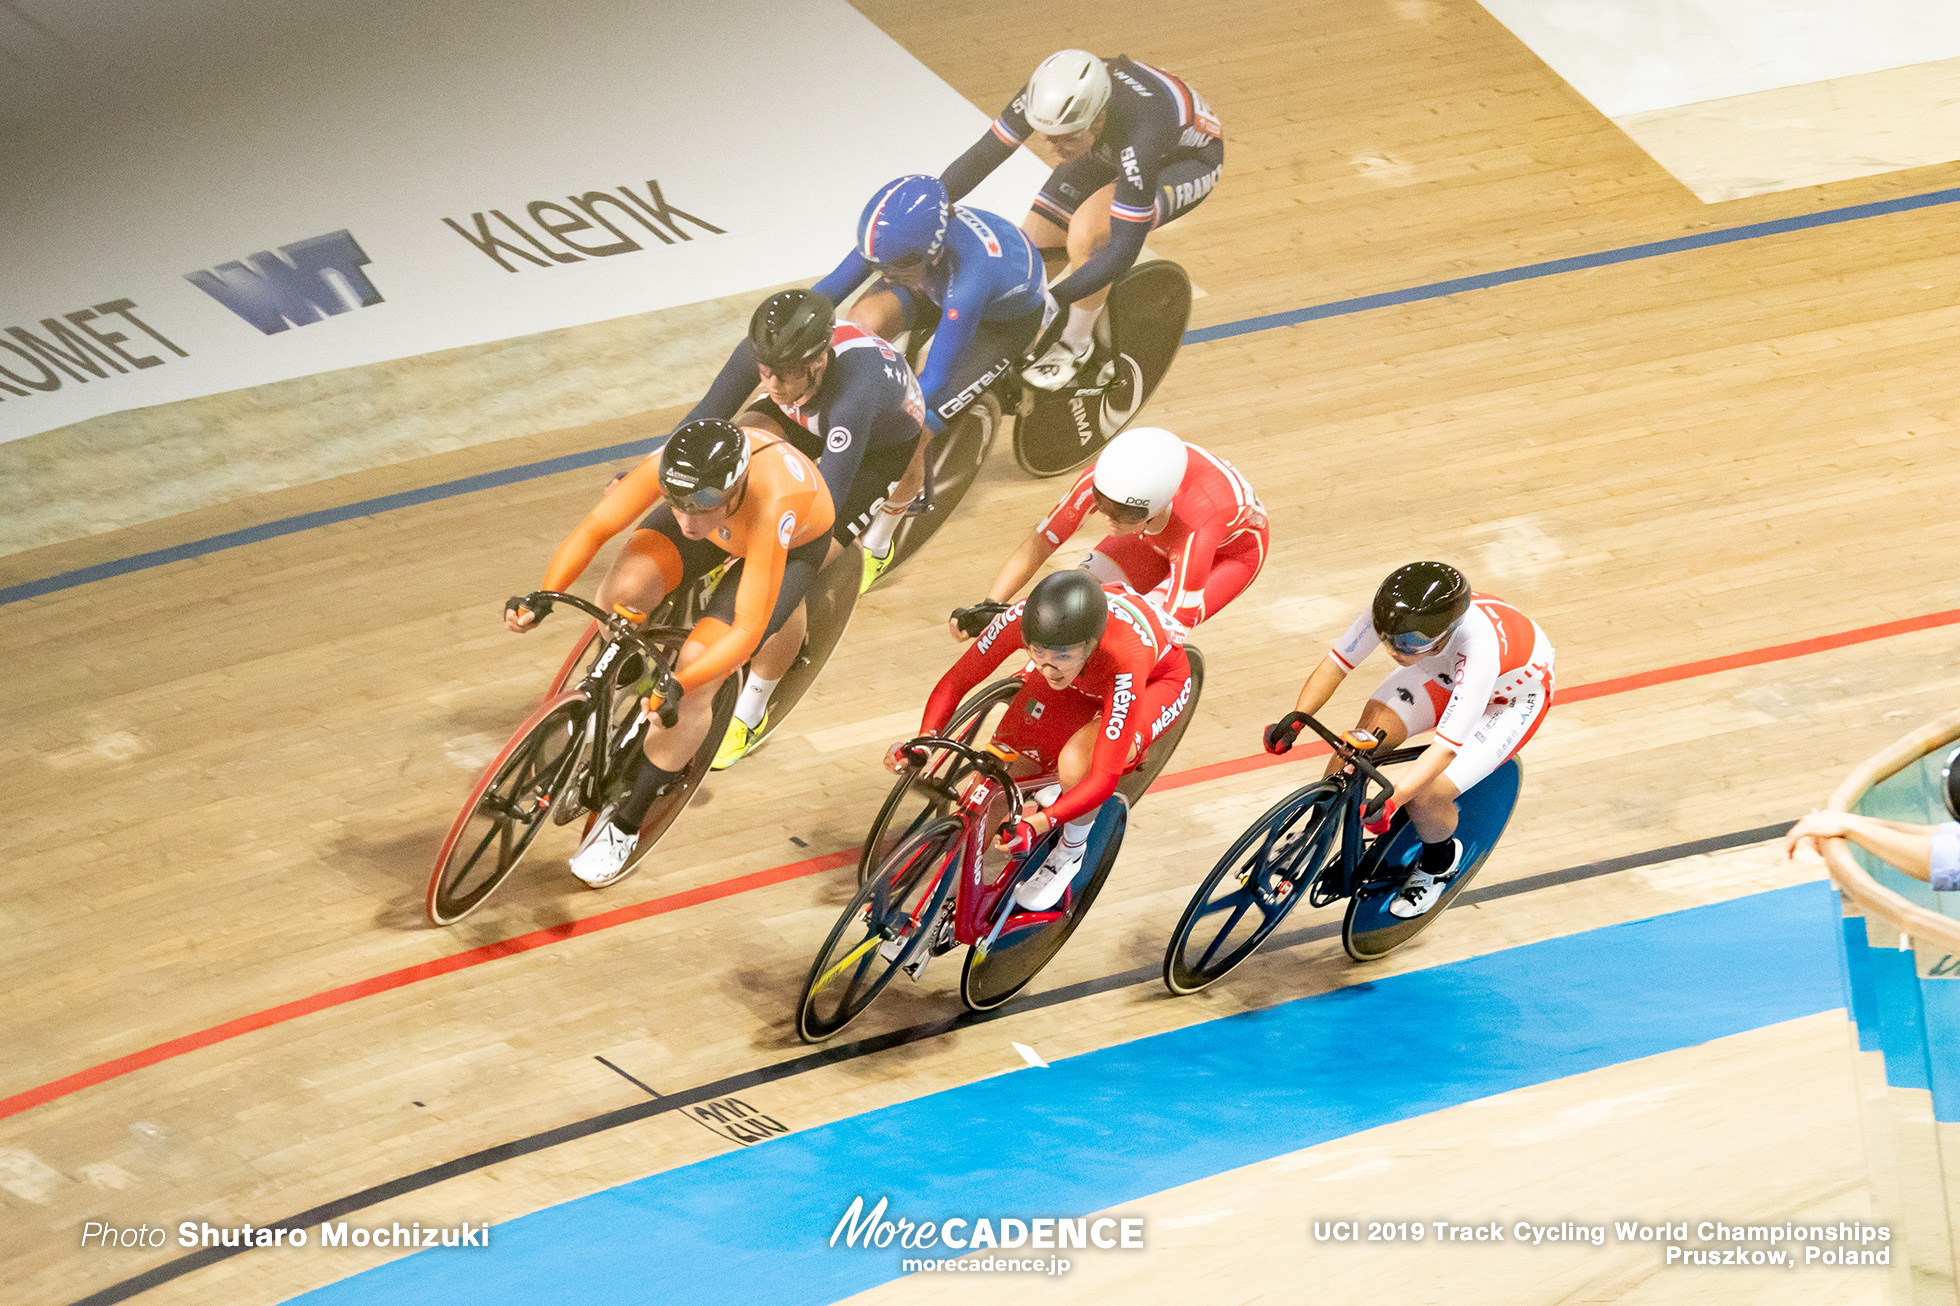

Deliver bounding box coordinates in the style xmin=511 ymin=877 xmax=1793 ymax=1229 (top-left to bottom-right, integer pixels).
xmin=594 ymin=528 xmax=683 ymax=615
xmin=844 ymin=284 xmax=913 ymax=341
xmin=1058 ymin=183 xmax=1118 ymax=347
xmin=1083 ymin=533 xmax=1169 ymax=592
xmin=689 ymin=535 xmax=830 ymax=768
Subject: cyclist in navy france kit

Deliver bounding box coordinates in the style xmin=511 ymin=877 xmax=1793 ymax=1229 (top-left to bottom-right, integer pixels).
xmin=815 ymin=175 xmax=1055 ymax=587
xmin=677 ymin=287 xmax=927 ymax=768
xmin=942 ymin=49 xmax=1224 ymax=391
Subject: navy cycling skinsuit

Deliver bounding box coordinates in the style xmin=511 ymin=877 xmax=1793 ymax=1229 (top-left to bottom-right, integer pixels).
xmin=813 ymin=205 xmax=1052 ymax=434
xmin=941 ymin=55 xmax=1224 ymax=307
xmin=684 ymin=323 xmax=927 ymax=545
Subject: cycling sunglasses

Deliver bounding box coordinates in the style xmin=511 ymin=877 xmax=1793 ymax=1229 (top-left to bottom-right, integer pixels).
xmin=1091 ymin=488 xmax=1152 ymax=525
xmin=667 ymin=482 xmax=734 ymax=514
xmin=1386 ymin=628 xmax=1448 ymax=655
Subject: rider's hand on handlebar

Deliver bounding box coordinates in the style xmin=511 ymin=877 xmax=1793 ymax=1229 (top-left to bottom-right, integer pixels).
xmin=950 ymin=599 xmax=1009 ymax=642
xmin=1263 ymin=711 xmax=1309 ymax=755
xmin=884 ymin=741 xmax=929 ymax=775
xmin=504 ymin=594 xmax=549 ymax=635
xmin=996 ymin=803 xmax=1052 ymax=855
xmin=1362 ymin=797 xmax=1397 ymax=837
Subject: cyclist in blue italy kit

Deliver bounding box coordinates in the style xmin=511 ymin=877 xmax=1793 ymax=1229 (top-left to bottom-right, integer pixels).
xmin=677 ymin=288 xmax=927 ymax=767
xmin=941 ymin=50 xmax=1224 ymax=391
xmin=814 ymin=175 xmax=1055 ymax=587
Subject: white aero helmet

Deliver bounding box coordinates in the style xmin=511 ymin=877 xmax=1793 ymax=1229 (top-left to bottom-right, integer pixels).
xmin=1093 ymin=426 xmax=1188 ymax=517
xmin=1024 ymin=50 xmax=1112 ymax=136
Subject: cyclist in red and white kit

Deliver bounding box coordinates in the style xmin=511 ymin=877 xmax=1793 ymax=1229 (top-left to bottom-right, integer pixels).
xmin=894 ymin=570 xmax=1193 ymax=911
xmin=1264 ymin=562 xmax=1555 ymax=919
xmin=954 ymin=426 xmax=1267 ymax=642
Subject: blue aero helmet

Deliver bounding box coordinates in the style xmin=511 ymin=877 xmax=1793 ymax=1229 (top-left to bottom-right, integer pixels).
xmin=857 ymin=175 xmax=950 ymax=270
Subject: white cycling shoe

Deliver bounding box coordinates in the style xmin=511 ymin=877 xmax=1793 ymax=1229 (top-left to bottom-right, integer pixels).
xmin=1388 ymin=839 xmax=1461 ymax=919
xmin=1022 ymin=339 xmax=1092 ymax=392
xmin=570 ymin=816 xmax=639 ymax=887
xmin=1014 ymin=843 xmax=1085 ymax=911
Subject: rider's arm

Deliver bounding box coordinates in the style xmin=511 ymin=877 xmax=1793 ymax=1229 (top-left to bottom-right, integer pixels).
xmin=1049 ymin=217 xmax=1149 ymax=307
xmin=1041 ymin=643 xmax=1159 ymax=827
xmin=813 ymin=249 xmax=875 ymax=310
xmin=1047 ymin=115 xmax=1169 ymax=305
xmin=942 ymin=99 xmax=1027 ymax=202
xmin=540 ymin=459 xmax=667 ymax=593
xmin=975 ymin=468 xmax=1093 ymax=608
xmin=1160 ymin=517 xmax=1225 ymax=629
xmin=814 ymin=355 xmax=907 ymax=513
xmin=922 ymin=603 xmax=1025 ymax=732
xmin=984 ymin=531 xmax=1060 ymax=606
xmin=1290 ymin=655 xmax=1349 ymax=717
xmin=681 ymin=338 xmax=764 ymax=426
xmin=914 ymin=283 xmax=987 ymax=435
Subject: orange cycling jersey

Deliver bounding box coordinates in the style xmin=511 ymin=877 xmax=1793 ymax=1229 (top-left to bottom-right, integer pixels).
xmin=539 ymin=431 xmax=834 ymax=692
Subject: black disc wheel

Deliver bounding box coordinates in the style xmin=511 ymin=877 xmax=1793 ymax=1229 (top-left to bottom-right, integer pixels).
xmin=1116 ymin=645 xmax=1205 ymax=808
xmin=1161 ymin=780 xmax=1343 ymax=994
xmin=959 ymin=798 xmax=1128 ymax=1012
xmin=426 ymin=691 xmax=590 ymax=925
xmin=858 ymin=677 xmax=1024 ymax=884
xmin=797 ymin=817 xmax=963 ymax=1043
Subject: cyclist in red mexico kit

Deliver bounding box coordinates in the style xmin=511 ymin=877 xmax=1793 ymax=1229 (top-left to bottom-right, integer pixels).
xmin=1264 ymin=562 xmax=1555 ymax=919
xmin=892 ymin=570 xmax=1193 ymax=911
xmin=957 ymin=426 xmax=1266 ymax=641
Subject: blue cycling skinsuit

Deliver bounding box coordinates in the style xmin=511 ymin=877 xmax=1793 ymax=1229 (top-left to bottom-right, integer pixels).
xmin=813 ymin=205 xmax=1053 ymax=434
xmin=941 ymin=55 xmax=1224 ymax=308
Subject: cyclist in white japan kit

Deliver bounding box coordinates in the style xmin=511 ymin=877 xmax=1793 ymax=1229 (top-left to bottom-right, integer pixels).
xmin=1263 ymin=562 xmax=1555 ymax=919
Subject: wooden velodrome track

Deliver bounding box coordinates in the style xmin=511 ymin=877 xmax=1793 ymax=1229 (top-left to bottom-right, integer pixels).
xmin=7 ymin=1 xmax=1960 ymax=1303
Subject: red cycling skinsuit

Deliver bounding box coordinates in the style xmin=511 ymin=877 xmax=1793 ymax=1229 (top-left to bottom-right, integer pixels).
xmin=1039 ymin=442 xmax=1268 ymax=634
xmin=920 ymin=586 xmax=1192 ymax=826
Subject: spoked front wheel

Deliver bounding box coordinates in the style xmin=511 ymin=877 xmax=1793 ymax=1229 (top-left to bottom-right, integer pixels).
xmin=1161 ymin=779 xmax=1343 ymax=994
xmin=427 ymin=691 xmax=590 ymax=925
xmin=797 ymin=817 xmax=963 ymax=1043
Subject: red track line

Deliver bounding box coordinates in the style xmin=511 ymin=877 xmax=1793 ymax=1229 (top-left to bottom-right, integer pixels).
xmin=5 ymin=606 xmax=1955 ymax=1122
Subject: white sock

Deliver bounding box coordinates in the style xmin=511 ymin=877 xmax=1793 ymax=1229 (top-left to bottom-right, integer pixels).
xmin=1056 ymin=813 xmax=1095 ymax=857
xmin=860 ymin=502 xmax=904 ymax=554
xmin=734 ymin=673 xmax=780 ymax=729
xmin=1031 ymin=783 xmax=1062 ymax=807
xmin=1060 ymin=303 xmax=1098 ymax=350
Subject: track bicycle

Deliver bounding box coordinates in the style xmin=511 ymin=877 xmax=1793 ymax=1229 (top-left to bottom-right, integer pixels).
xmin=1162 ymin=711 xmax=1523 ymax=992
xmin=797 ymin=652 xmax=1205 ymax=1042
xmin=425 ymin=588 xmax=736 ymax=925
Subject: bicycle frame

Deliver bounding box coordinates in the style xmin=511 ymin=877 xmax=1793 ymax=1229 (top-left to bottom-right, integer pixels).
xmin=890 ymin=736 xmax=1063 ymax=953
xmin=1294 ymin=715 xmax=1425 ymax=904
xmin=524 ymin=590 xmax=691 ymax=813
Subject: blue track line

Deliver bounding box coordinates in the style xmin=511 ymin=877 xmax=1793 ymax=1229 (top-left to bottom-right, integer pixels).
xmin=288 ymin=883 xmax=1841 ymax=1306
xmin=9 ymin=182 xmax=1960 ymax=611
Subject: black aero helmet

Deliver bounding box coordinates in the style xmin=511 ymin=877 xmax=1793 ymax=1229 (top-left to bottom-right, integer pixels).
xmin=1372 ymin=561 xmax=1470 ymax=654
xmin=1022 ymin=570 xmax=1108 ymax=651
xmin=659 ymin=419 xmax=750 ymax=512
xmin=749 ymin=288 xmax=835 ymax=370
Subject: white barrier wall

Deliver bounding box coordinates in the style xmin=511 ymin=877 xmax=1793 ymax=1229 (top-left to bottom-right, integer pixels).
xmin=0 ymin=0 xmax=1046 ymax=445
